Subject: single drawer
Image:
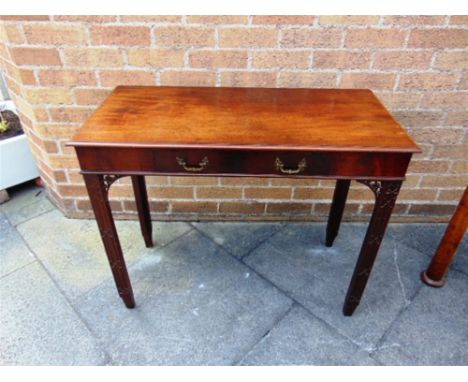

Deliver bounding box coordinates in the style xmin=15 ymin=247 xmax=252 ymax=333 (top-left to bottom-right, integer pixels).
xmin=75 ymin=146 xmax=411 ymax=179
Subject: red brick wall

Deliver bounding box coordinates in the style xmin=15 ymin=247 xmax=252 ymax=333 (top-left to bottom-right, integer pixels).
xmin=0 ymin=15 xmax=466 ymax=222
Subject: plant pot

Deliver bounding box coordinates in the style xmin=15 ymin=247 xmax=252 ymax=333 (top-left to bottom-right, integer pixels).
xmin=0 ymin=101 xmax=39 ymax=189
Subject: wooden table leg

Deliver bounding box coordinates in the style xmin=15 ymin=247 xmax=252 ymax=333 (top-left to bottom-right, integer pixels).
xmin=326 ymin=179 xmax=351 ymax=247
xmin=83 ymin=173 xmax=135 ymax=308
xmin=421 ymin=186 xmax=468 ymax=288
xmin=131 ymin=175 xmax=153 ymax=248
xmin=343 ymin=180 xmax=402 ymax=316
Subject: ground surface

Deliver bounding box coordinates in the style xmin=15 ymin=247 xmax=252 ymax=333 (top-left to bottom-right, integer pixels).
xmin=1 ymin=182 xmax=467 ymax=365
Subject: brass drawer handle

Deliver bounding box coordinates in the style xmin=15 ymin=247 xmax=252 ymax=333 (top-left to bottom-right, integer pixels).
xmin=176 ymin=156 xmax=209 ymax=172
xmin=275 ymin=157 xmax=307 ymax=175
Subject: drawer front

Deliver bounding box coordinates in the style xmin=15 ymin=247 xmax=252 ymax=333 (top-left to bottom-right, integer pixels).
xmin=76 ymin=146 xmax=411 ymax=179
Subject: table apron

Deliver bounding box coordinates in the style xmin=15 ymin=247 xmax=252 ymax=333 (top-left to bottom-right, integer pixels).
xmin=75 ymin=147 xmax=412 ymax=180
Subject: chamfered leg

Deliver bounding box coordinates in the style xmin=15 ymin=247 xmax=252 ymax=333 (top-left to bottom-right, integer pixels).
xmin=131 ymin=175 xmax=153 ymax=248
xmin=82 ymin=173 xmax=135 ymax=308
xmin=343 ymin=180 xmax=402 ymax=316
xmin=326 ymin=179 xmax=351 ymax=247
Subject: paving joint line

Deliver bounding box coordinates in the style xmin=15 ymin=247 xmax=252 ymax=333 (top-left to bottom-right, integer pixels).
xmin=13 ymin=224 xmax=113 ymax=365
xmin=191 ymin=222 xmax=373 ymax=356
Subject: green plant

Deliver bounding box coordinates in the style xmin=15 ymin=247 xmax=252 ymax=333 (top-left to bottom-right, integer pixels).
xmin=0 ymin=120 xmax=8 ymax=133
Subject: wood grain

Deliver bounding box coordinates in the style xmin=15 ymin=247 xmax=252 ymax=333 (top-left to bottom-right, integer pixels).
xmin=69 ymin=86 xmax=421 ymax=153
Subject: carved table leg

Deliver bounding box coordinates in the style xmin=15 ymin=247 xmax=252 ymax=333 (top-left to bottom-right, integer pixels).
xmin=83 ymin=173 xmax=135 ymax=308
xmin=326 ymin=179 xmax=351 ymax=247
xmin=421 ymin=186 xmax=468 ymax=287
xmin=343 ymin=180 xmax=402 ymax=316
xmin=131 ymin=175 xmax=153 ymax=248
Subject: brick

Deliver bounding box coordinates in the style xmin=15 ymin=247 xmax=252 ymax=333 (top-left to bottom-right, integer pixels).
xmin=450 ymin=161 xmax=468 ymax=174
xmin=155 ymin=26 xmax=215 ymax=47
xmin=278 ymin=72 xmax=337 ymax=88
xmin=408 ymin=204 xmax=455 ymax=216
xmin=253 ymin=16 xmax=316 ymax=25
xmin=149 ymin=201 xmax=170 ymax=213
xmin=459 ymin=73 xmax=468 ymax=90
xmin=293 ymin=188 xmax=334 ymax=200
xmin=48 ymin=107 xmax=94 ymax=123
xmin=411 ymin=127 xmax=465 ymax=145
xmin=160 ymin=71 xmax=216 ymax=86
xmin=244 ymin=187 xmax=291 ymax=199
xmin=170 ymin=176 xmax=218 ymax=186
xmin=220 ymin=28 xmax=277 ymax=48
xmin=434 ymin=51 xmax=468 ymax=70
xmin=53 ymin=15 xmax=116 ymax=22
xmin=0 ymin=15 xmax=49 ymax=21
xmin=393 ymin=111 xmax=444 ymax=127
xmin=3 ymin=24 xmax=25 ymax=44
xmin=450 ymin=16 xmax=468 ymax=25
xmin=340 ymin=73 xmax=396 ymax=90
xmin=375 ymin=92 xmax=423 ymax=110
xmin=24 ymin=88 xmax=73 ymax=105
xmin=315 ymin=203 xmax=360 ymax=215
xmin=420 ymin=92 xmax=468 ymax=110
xmin=171 ymin=201 xmax=218 ymax=213
xmin=266 ymin=202 xmax=311 ymax=214
xmin=99 ymin=70 xmax=155 ymax=86
xmin=38 ymin=69 xmax=97 ymax=86
xmin=196 ymin=187 xmax=242 ymax=199
xmin=383 ymin=16 xmax=446 ymax=25
xmin=33 ymin=108 xmax=49 ymax=122
xmin=421 ymin=175 xmax=468 ymax=188
xmin=408 ymin=29 xmax=468 ymax=48
xmin=252 ymin=50 xmax=310 ymax=69
xmin=373 ymin=51 xmax=433 ymax=69
xmin=73 ymin=88 xmax=111 ymax=105
xmin=445 ymin=112 xmax=468 ymax=126
xmin=128 ymin=48 xmax=185 ymax=67
xmin=187 ymin=16 xmax=248 ymax=24
xmin=345 ymin=28 xmax=407 ymax=48
xmin=91 ymin=26 xmax=150 ymax=46
xmin=148 ymin=187 xmax=193 ymax=199
xmin=319 ymin=16 xmax=380 ymax=25
xmin=281 ymin=28 xmax=342 ymax=48
xmin=399 ymin=73 xmax=460 ymax=91
xmin=361 ymin=203 xmax=407 ymax=215
xmin=432 ymin=145 xmax=467 ymax=159
xmin=23 ymin=24 xmax=87 ymax=45
xmin=18 ymin=69 xmax=36 ymax=85
xmin=10 ymin=47 xmax=61 ymax=66
xmin=314 ymin=51 xmax=371 ymax=69
xmin=221 ymin=71 xmax=277 ymax=87
xmin=437 ymin=189 xmax=467 ymax=201
xmin=221 ymin=178 xmax=269 ymax=186
xmin=63 ymin=48 xmax=124 ymax=67
xmin=120 ymin=16 xmax=181 ymax=23
xmin=189 ymin=50 xmax=248 ymax=69
xmin=219 ymin=202 xmax=265 ymax=214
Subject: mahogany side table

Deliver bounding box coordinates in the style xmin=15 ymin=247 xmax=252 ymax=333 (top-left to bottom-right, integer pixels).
xmin=68 ymin=86 xmax=421 ymax=316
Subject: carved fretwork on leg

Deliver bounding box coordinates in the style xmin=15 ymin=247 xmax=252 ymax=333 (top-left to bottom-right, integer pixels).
xmin=82 ymin=173 xmax=135 ymax=308
xmin=343 ymin=180 xmax=402 ymax=316
xmin=131 ymin=175 xmax=153 ymax=248
xmin=326 ymin=179 xmax=351 ymax=247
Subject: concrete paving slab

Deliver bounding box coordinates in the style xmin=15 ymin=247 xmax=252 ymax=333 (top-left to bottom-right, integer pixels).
xmin=388 ymin=224 xmax=467 ymax=275
xmin=16 ymin=209 xmax=192 ymax=301
xmin=0 ymin=262 xmax=107 ymax=365
xmin=193 ymin=222 xmax=283 ymax=258
xmin=74 ymin=230 xmax=292 ymax=365
xmin=244 ymin=223 xmax=428 ymax=349
xmin=0 ymin=211 xmax=35 ymax=277
xmin=373 ymin=270 xmax=468 ymax=365
xmin=239 ymin=305 xmax=377 ymax=365
xmin=0 ymin=185 xmax=54 ymax=226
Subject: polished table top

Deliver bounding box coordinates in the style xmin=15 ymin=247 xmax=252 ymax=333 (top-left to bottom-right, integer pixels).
xmin=70 ymin=86 xmax=420 ymax=154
